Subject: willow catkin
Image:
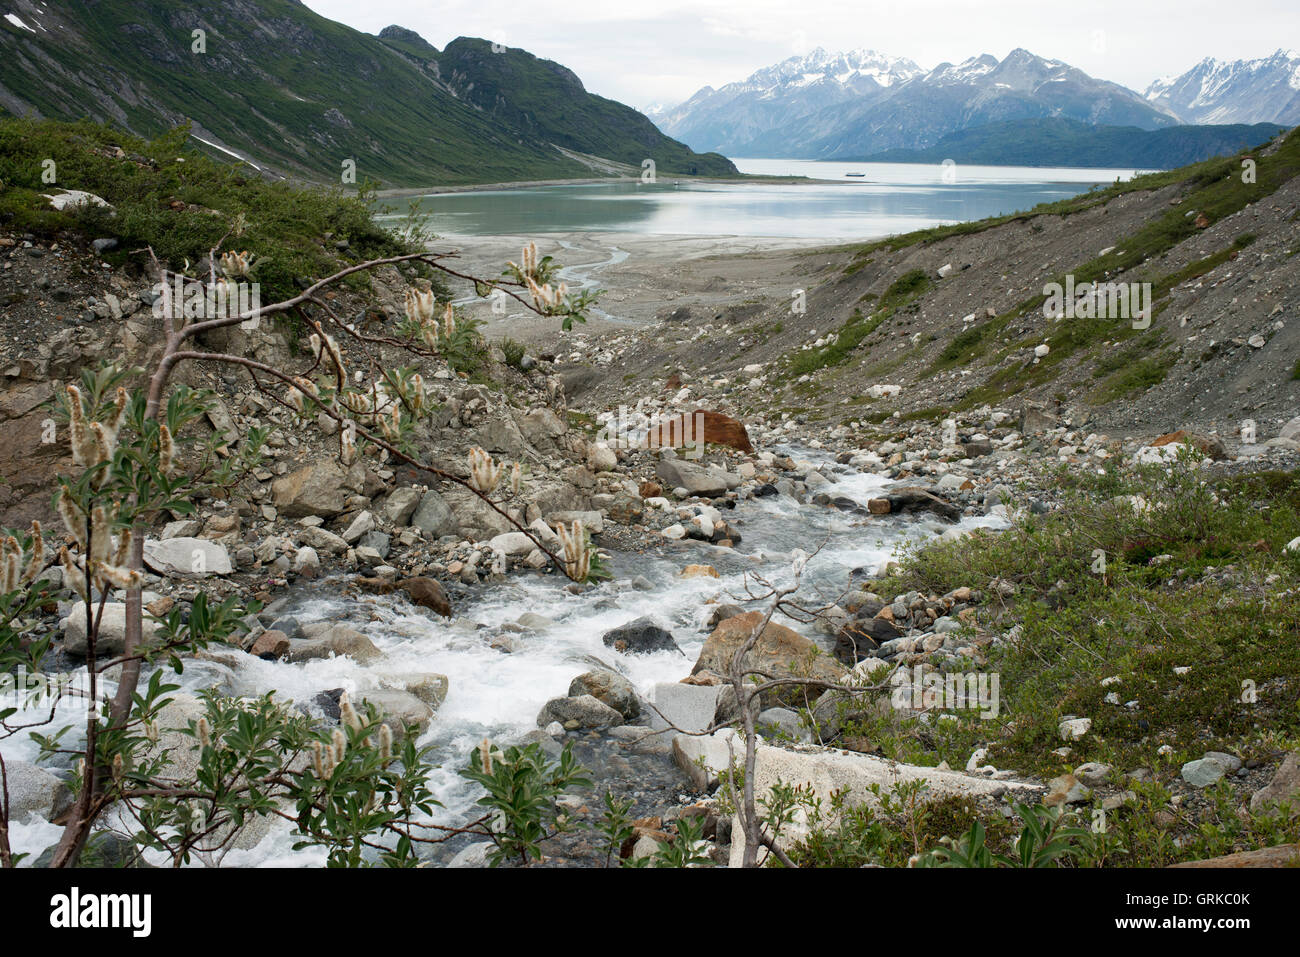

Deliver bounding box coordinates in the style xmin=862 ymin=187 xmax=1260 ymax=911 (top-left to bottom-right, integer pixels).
xmin=158 ymin=423 xmax=175 ymax=475
xmin=89 ymin=506 xmax=111 ymax=567
xmin=111 ymin=527 xmax=132 ymax=569
xmin=59 ymin=547 xmax=88 ymax=598
xmin=109 ymin=386 xmax=128 ymax=435
xmin=56 ymin=490 xmax=87 ymax=551
xmin=66 ymin=385 xmax=89 ymax=467
xmin=0 ymin=539 xmax=19 ymax=593
xmin=312 ymin=740 xmax=326 ymax=777
xmin=21 ymin=521 xmax=44 ymax=584
xmin=339 ymin=692 xmax=361 ymax=733
xmin=404 ymin=287 xmax=436 ymax=324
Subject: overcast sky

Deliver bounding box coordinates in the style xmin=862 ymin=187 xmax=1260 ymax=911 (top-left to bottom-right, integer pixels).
xmin=302 ymin=0 xmax=1299 ymax=109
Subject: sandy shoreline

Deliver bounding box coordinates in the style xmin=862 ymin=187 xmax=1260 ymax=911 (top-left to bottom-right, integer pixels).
xmin=375 ymin=173 xmax=815 ymax=199
xmin=428 ymin=231 xmax=843 ymax=348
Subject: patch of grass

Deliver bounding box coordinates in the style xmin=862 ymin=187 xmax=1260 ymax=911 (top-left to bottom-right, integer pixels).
xmin=499 ymin=336 xmax=527 ymax=371
xmin=1089 ymin=351 xmax=1177 ymax=404
xmin=875 ymin=458 xmax=1300 ymax=781
xmin=787 ymin=270 xmax=930 ymax=377
xmin=0 ymin=117 xmax=425 ymax=304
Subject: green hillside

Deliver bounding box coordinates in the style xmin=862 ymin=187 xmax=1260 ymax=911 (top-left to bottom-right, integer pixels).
xmin=0 ymin=1 xmax=733 ymax=186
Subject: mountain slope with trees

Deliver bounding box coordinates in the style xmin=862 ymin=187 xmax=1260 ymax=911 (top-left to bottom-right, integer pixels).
xmin=0 ymin=0 xmax=733 ymax=186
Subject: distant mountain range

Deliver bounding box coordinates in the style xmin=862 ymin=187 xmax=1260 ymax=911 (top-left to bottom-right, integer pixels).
xmin=859 ymin=118 xmax=1286 ymax=168
xmin=0 ymin=0 xmax=734 ymax=186
xmin=648 ymin=48 xmax=927 ymax=156
xmin=655 ymin=46 xmax=1299 ymax=166
xmin=1145 ymin=49 xmax=1300 ymax=125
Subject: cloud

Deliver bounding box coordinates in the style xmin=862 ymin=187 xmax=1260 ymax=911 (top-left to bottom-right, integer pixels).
xmin=302 ymin=0 xmax=1300 ymax=110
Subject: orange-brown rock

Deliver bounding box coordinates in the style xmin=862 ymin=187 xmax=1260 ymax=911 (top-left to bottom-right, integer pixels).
xmin=639 ymin=480 xmax=663 ymax=498
xmin=680 ymin=564 xmax=719 ymax=578
xmin=693 ymin=611 xmax=847 ymax=705
xmin=0 ymin=381 xmax=69 ymax=527
xmin=250 ymin=629 xmax=291 ymax=660
xmin=1150 ymin=430 xmax=1227 ymax=460
xmin=643 ymin=409 xmax=753 ymax=454
xmin=357 ymin=576 xmax=452 ymax=618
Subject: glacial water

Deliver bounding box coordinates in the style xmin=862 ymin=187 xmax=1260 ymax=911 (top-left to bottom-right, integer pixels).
xmin=376 ymin=160 xmax=1142 ymax=240
xmin=0 ymin=446 xmax=1008 ymax=866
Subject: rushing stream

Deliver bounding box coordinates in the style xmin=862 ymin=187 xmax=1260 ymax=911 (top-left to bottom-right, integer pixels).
xmin=6 ymin=446 xmax=1007 ymax=866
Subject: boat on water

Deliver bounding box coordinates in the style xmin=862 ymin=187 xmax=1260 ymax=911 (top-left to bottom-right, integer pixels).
xmin=844 ymin=172 xmax=866 ymax=177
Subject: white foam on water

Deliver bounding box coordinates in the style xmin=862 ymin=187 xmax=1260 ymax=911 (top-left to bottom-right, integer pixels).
xmin=2 ymin=445 xmax=1007 ymax=865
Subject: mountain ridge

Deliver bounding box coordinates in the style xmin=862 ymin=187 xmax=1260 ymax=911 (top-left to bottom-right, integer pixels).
xmin=0 ymin=0 xmax=733 ymax=185
xmin=1145 ymin=49 xmax=1300 ymax=125
xmin=657 ymin=46 xmax=1177 ymax=158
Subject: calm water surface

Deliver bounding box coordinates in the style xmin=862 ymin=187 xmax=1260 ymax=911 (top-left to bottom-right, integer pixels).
xmin=377 ymin=159 xmax=1146 ymax=240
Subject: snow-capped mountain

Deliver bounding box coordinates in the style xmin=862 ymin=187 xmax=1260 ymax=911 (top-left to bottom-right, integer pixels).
xmin=653 ymin=48 xmax=924 ymax=155
xmin=657 ymin=47 xmax=1176 ymax=159
xmin=1145 ymin=49 xmax=1300 ymax=125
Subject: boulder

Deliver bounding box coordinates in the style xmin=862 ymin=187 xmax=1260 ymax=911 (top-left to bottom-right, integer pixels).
xmin=515 ymin=407 xmax=567 ymax=450
xmin=885 ymin=487 xmax=961 ymax=522
xmin=356 ymin=576 xmax=452 ymax=618
xmin=586 ymin=443 xmax=618 ymax=472
xmin=569 ymin=670 xmax=641 ymax=719
xmin=546 ymin=510 xmax=604 ymax=534
xmin=298 ymin=525 xmax=349 ymax=554
xmin=61 ymin=603 xmax=162 ymax=658
xmin=1019 ymin=402 xmax=1056 ymax=434
xmin=757 ymin=707 xmax=812 ymax=743
xmin=474 ymin=415 xmax=538 ymax=460
xmin=601 ymin=617 xmax=682 ymax=655
xmin=648 ymin=682 xmax=723 ymax=733
xmin=833 ymin=617 xmax=901 ymax=664
xmin=402 ymin=673 xmax=450 ymax=708
xmin=358 ymin=689 xmax=434 ymax=734
xmin=250 ymin=629 xmax=290 ymax=660
xmin=644 ymin=410 xmax=753 ymax=454
xmin=694 ymin=611 xmax=847 ymax=705
xmin=489 ymin=531 xmax=540 ymax=558
xmin=142 ymin=537 xmax=232 ymax=577
xmin=271 ymin=459 xmax=354 ymax=518
xmin=655 ymin=458 xmax=729 ymax=497
xmin=1250 ymin=751 xmax=1300 ymax=813
xmin=536 ymin=694 xmax=622 ymax=730
xmin=410 ymin=489 xmax=459 ymax=538
xmin=3 ymin=760 xmax=72 ymax=821
xmin=381 ymin=487 xmax=422 ymax=526
xmin=1170 ymin=844 xmax=1300 ymax=868
xmin=1150 ymin=429 xmax=1228 ymax=461
xmin=341 ymin=511 xmax=375 ymax=544
xmin=439 ymin=486 xmax=512 ymax=540
xmin=672 ymin=730 xmax=1039 ymax=864
xmin=285 ymin=625 xmax=383 ymax=664
xmin=680 ymin=564 xmax=719 ymax=578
